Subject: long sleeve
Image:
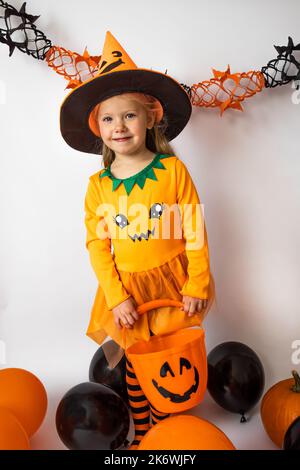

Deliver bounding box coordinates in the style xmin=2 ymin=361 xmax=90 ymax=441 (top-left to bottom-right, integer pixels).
xmin=84 ymin=176 xmax=131 ymax=310
xmin=175 ymin=158 xmax=210 ymax=299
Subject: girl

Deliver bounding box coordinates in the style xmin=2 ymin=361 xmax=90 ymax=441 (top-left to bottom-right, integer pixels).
xmin=60 ymin=31 xmax=215 ymax=449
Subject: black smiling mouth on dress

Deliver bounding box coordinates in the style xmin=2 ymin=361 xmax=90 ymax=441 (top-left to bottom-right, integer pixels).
xmin=129 ymin=227 xmax=155 ymax=242
xmin=151 ymin=367 xmax=200 ymax=403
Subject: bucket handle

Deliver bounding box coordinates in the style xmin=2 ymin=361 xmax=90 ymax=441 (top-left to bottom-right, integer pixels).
xmin=122 ymin=298 xmax=184 ymax=351
xmin=136 ymin=298 xmax=183 ymax=316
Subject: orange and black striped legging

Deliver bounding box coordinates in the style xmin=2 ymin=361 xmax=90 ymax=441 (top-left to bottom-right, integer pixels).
xmin=126 ymin=356 xmax=170 ymax=448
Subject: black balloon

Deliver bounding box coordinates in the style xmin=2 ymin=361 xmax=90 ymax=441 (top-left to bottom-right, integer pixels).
xmin=89 ymin=340 xmax=128 ymax=403
xmin=283 ymin=416 xmax=300 ymax=450
xmin=56 ymin=382 xmax=130 ymax=450
xmin=207 ymin=341 xmax=265 ymax=422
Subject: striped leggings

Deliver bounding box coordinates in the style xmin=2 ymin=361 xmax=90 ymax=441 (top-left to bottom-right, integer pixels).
xmin=126 ymin=355 xmax=170 ymax=449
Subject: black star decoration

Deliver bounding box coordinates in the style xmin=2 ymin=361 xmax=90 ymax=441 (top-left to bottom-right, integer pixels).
xmin=273 ymin=36 xmax=300 ymax=86
xmin=0 ymin=1 xmax=40 ymax=56
xmin=274 ymin=36 xmax=300 ymax=57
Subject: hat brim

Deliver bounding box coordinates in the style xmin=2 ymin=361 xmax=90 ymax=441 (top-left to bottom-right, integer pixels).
xmin=60 ymin=68 xmax=192 ymax=155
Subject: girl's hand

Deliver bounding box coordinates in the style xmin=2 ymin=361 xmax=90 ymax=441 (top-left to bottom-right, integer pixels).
xmin=112 ymin=296 xmax=140 ymax=330
xmin=181 ymin=295 xmax=208 ymax=317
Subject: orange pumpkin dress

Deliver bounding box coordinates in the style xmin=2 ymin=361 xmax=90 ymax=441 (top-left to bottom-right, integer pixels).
xmin=84 ymin=153 xmax=215 ymax=350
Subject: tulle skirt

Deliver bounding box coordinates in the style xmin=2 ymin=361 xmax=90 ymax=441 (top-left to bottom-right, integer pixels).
xmin=86 ymin=249 xmax=216 ymax=350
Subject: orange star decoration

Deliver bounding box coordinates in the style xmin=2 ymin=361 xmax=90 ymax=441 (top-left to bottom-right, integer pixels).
xmin=190 ymin=65 xmax=265 ymax=115
xmin=45 ymin=45 xmax=101 ymax=89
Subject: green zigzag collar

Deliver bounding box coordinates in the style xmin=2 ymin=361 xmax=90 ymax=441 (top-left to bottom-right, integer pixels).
xmin=99 ymin=153 xmax=171 ymax=195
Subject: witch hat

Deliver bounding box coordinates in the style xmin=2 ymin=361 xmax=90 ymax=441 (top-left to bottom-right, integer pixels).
xmin=60 ymin=31 xmax=192 ymax=155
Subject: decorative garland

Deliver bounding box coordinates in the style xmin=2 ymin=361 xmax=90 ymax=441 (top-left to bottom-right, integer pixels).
xmin=1 ymin=1 xmax=299 ymax=114
xmin=0 ymin=0 xmax=51 ymax=58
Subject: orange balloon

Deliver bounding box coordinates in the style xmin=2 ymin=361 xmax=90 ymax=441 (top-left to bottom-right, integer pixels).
xmin=0 ymin=368 xmax=47 ymax=437
xmin=138 ymin=415 xmax=236 ymax=450
xmin=0 ymin=408 xmax=30 ymax=450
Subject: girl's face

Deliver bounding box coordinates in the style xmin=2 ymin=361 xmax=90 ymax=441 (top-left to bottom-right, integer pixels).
xmin=97 ymin=94 xmax=155 ymax=158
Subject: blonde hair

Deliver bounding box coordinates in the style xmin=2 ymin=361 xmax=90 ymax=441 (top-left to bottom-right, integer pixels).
xmin=94 ymin=92 xmax=176 ymax=168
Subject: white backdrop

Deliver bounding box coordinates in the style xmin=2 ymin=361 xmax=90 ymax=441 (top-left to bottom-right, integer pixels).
xmin=0 ymin=0 xmax=299 ymax=450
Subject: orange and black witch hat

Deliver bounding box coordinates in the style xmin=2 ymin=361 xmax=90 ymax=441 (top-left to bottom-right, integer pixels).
xmin=60 ymin=31 xmax=192 ymax=155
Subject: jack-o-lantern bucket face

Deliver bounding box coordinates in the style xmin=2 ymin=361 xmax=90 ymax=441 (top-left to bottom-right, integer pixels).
xmin=126 ymin=328 xmax=207 ymax=413
xmin=152 ymin=357 xmax=200 ymax=404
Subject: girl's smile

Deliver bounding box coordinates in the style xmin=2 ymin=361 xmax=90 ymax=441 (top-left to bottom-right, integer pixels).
xmin=113 ymin=137 xmax=132 ymax=142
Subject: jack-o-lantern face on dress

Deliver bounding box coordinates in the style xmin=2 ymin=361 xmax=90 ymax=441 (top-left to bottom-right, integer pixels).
xmin=152 ymin=357 xmax=200 ymax=403
xmin=113 ymin=202 xmax=164 ymax=241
